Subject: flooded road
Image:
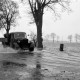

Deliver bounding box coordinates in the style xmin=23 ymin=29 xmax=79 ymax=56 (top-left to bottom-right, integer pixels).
xmin=0 ymin=47 xmax=80 ymax=80
xmin=0 ymin=50 xmax=44 ymax=80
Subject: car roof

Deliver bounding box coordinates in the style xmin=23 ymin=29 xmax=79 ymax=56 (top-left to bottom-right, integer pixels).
xmin=9 ymin=32 xmax=26 ymax=35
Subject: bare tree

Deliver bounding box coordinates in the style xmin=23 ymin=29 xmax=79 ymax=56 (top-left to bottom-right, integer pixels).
xmin=51 ymin=33 xmax=56 ymax=42
xmin=29 ymin=31 xmax=37 ymax=47
xmin=75 ymin=34 xmax=78 ymax=43
xmin=75 ymin=34 xmax=80 ymax=43
xmin=0 ymin=0 xmax=19 ymax=38
xmin=21 ymin=0 xmax=71 ymax=49
xmin=44 ymin=34 xmax=50 ymax=41
xmin=68 ymin=35 xmax=72 ymax=43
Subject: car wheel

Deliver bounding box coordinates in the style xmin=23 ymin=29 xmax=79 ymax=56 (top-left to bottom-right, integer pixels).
xmin=29 ymin=47 xmax=34 ymax=51
xmin=29 ymin=43 xmax=34 ymax=51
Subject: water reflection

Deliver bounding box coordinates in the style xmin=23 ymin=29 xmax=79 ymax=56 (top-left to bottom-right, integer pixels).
xmin=31 ymin=52 xmax=43 ymax=80
xmin=0 ymin=51 xmax=34 ymax=70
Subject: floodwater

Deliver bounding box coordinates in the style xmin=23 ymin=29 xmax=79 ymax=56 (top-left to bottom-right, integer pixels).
xmin=0 ymin=50 xmax=44 ymax=80
xmin=0 ymin=43 xmax=80 ymax=80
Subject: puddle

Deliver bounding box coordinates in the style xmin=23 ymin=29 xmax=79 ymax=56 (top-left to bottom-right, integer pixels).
xmin=2 ymin=60 xmax=26 ymax=68
xmin=31 ymin=61 xmax=44 ymax=80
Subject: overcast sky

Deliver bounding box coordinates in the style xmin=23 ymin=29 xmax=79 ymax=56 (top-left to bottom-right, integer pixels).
xmin=0 ymin=0 xmax=80 ymax=41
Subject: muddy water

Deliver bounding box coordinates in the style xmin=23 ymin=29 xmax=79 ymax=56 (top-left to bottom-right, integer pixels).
xmin=0 ymin=51 xmax=43 ymax=80
xmin=0 ymin=49 xmax=80 ymax=80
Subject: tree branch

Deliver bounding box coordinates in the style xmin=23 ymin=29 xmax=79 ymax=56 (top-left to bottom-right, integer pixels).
xmin=28 ymin=0 xmax=35 ymax=17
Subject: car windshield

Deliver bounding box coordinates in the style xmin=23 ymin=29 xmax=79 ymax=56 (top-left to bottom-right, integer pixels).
xmin=14 ymin=32 xmax=26 ymax=39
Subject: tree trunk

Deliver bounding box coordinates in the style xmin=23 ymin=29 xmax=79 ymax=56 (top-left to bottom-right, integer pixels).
xmin=36 ymin=12 xmax=43 ymax=49
xmin=6 ymin=29 xmax=9 ymax=35
xmin=6 ymin=25 xmax=10 ymax=40
xmin=37 ymin=25 xmax=43 ymax=49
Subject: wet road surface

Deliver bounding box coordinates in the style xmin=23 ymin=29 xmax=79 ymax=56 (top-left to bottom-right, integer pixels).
xmin=0 ymin=50 xmax=44 ymax=80
xmin=0 ymin=48 xmax=80 ymax=80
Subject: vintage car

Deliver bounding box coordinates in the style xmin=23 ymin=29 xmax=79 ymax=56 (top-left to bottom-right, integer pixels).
xmin=2 ymin=32 xmax=34 ymax=51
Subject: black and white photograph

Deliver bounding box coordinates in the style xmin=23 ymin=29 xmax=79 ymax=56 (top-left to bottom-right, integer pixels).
xmin=0 ymin=0 xmax=80 ymax=80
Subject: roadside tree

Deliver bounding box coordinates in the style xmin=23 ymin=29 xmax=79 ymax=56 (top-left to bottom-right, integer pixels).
xmin=0 ymin=0 xmax=19 ymax=38
xmin=51 ymin=33 xmax=56 ymax=42
xmin=21 ymin=0 xmax=71 ymax=49
xmin=44 ymin=34 xmax=50 ymax=41
xmin=75 ymin=34 xmax=80 ymax=43
xmin=68 ymin=35 xmax=72 ymax=43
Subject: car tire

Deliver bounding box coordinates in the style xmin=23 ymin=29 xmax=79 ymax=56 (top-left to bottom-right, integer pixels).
xmin=29 ymin=47 xmax=34 ymax=51
xmin=29 ymin=43 xmax=34 ymax=51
